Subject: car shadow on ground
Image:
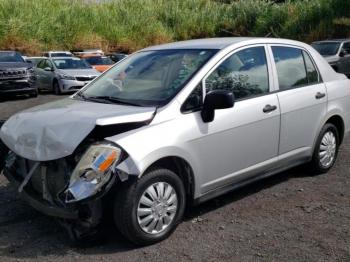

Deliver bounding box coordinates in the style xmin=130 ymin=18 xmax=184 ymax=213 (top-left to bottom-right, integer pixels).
xmin=0 ymin=166 xmax=312 ymax=259
xmin=184 ymin=166 xmax=311 ymax=220
xmin=0 ymin=94 xmax=33 ymax=103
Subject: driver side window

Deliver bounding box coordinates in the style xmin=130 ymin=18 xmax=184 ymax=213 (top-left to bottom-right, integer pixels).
xmin=342 ymin=42 xmax=350 ymax=54
xmin=205 ymin=46 xmax=269 ymax=100
xmin=37 ymin=59 xmax=46 ymax=69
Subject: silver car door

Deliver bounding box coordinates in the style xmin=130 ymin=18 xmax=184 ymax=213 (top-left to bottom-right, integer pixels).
xmin=38 ymin=59 xmax=52 ymax=89
xmin=182 ymin=45 xmax=281 ymax=194
xmin=34 ymin=59 xmax=47 ymax=89
xmin=269 ymin=45 xmax=327 ymax=160
xmin=45 ymin=60 xmax=56 ymax=89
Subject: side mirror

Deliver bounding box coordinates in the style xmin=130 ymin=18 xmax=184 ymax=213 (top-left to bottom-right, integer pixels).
xmin=44 ymin=67 xmax=53 ymax=71
xmin=201 ymin=90 xmax=234 ymax=123
xmin=339 ymin=50 xmax=348 ymax=57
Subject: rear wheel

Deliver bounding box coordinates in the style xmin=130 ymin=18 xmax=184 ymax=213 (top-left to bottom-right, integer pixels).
xmin=53 ymin=80 xmax=61 ymax=95
xmin=0 ymin=139 xmax=9 ymax=173
xmin=114 ymin=168 xmax=186 ymax=245
xmin=309 ymin=123 xmax=339 ymax=174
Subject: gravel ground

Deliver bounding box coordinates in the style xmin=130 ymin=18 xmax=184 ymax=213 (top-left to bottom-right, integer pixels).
xmin=0 ymin=94 xmax=349 ymax=262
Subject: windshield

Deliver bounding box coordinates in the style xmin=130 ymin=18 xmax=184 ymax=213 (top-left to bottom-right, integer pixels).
xmin=53 ymin=58 xmax=92 ymax=69
xmin=80 ymin=49 xmax=216 ymax=106
xmin=0 ymin=52 xmax=24 ymax=63
xmin=85 ymin=56 xmax=114 ymax=65
xmin=26 ymin=57 xmax=43 ymax=66
xmin=312 ymin=42 xmax=341 ymax=56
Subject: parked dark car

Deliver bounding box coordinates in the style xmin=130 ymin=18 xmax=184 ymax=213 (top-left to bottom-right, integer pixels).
xmin=312 ymin=39 xmax=350 ymax=77
xmin=0 ymin=51 xmax=37 ymax=97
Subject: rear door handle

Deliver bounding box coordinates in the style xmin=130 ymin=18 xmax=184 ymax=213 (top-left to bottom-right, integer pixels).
xmin=263 ymin=104 xmax=277 ymax=113
xmin=315 ymin=92 xmax=326 ymax=99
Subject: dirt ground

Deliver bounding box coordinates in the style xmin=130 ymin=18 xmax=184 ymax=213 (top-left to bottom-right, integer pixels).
xmin=0 ymin=94 xmax=349 ymax=262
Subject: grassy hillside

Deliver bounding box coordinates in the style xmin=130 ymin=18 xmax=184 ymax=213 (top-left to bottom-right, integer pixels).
xmin=0 ymin=0 xmax=349 ymax=55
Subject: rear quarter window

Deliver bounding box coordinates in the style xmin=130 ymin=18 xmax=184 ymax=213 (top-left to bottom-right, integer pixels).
xmin=302 ymin=51 xmax=320 ymax=84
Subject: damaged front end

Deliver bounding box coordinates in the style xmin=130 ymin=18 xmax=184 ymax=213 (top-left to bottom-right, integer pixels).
xmin=0 ymin=98 xmax=154 ymax=240
xmin=2 ymin=141 xmax=131 ymax=240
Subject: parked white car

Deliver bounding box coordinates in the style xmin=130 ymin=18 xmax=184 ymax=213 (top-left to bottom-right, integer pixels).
xmin=1 ymin=38 xmax=350 ymax=245
xmin=43 ymin=51 xmax=73 ymax=58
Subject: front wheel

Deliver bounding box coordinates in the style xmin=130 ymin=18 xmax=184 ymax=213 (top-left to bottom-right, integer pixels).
xmin=53 ymin=80 xmax=61 ymax=95
xmin=29 ymin=88 xmax=38 ymax=98
xmin=114 ymin=168 xmax=186 ymax=245
xmin=309 ymin=123 xmax=339 ymax=174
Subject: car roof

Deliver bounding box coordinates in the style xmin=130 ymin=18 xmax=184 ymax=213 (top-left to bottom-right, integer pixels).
xmin=80 ymin=54 xmax=102 ymax=58
xmin=142 ymin=37 xmax=255 ymax=50
xmin=27 ymin=56 xmax=45 ymax=59
xmin=47 ymin=51 xmax=72 ymax=53
xmin=141 ymin=37 xmax=312 ymax=51
xmin=313 ymin=39 xmax=350 ymax=44
xmin=50 ymin=56 xmax=79 ymax=60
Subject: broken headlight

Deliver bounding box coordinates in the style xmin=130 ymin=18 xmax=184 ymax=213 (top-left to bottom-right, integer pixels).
xmin=65 ymin=144 xmax=121 ymax=203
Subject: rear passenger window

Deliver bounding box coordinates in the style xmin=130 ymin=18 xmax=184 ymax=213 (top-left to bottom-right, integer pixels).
xmin=205 ymin=46 xmax=269 ymax=100
xmin=302 ymin=51 xmax=320 ymax=84
xmin=272 ymin=47 xmax=308 ymax=90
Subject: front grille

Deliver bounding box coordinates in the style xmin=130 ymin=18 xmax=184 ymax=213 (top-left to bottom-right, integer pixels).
xmin=76 ymin=76 xmax=96 ymax=82
xmin=0 ymin=81 xmax=30 ymax=90
xmin=0 ymin=69 xmax=27 ymax=80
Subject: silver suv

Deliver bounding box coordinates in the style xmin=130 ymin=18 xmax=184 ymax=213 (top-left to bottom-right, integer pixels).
xmin=312 ymin=39 xmax=350 ymax=77
xmin=1 ymin=38 xmax=350 ymax=245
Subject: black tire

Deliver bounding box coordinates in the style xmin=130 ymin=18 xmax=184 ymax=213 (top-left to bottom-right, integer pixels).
xmin=309 ymin=123 xmax=339 ymax=174
xmin=114 ymin=168 xmax=186 ymax=246
xmin=0 ymin=139 xmax=9 ymax=173
xmin=29 ymin=88 xmax=38 ymax=98
xmin=53 ymin=80 xmax=61 ymax=95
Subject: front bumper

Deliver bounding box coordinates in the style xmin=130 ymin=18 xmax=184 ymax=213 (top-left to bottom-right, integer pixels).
xmin=3 ymin=167 xmax=79 ymax=219
xmin=59 ymin=79 xmax=92 ymax=93
xmin=2 ymin=153 xmax=116 ymax=221
xmin=0 ymin=78 xmax=36 ymax=94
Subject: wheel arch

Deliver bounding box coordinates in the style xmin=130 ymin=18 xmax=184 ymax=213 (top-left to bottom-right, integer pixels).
xmin=52 ymin=77 xmax=59 ymax=86
xmin=325 ymin=114 xmax=345 ymax=144
xmin=142 ymin=156 xmax=196 ymax=204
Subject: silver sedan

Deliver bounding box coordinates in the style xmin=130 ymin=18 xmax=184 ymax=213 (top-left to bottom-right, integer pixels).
xmin=35 ymin=57 xmax=100 ymax=94
xmin=1 ymin=38 xmax=350 ymax=245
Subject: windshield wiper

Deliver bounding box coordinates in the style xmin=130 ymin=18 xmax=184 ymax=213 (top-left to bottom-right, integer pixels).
xmin=84 ymin=95 xmax=142 ymax=107
xmin=74 ymin=92 xmax=88 ymax=101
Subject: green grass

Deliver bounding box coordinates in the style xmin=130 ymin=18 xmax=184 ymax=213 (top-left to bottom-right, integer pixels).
xmin=0 ymin=0 xmax=348 ymax=54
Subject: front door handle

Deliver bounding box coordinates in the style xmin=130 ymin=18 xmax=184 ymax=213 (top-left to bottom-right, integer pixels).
xmin=263 ymin=104 xmax=277 ymax=113
xmin=315 ymin=92 xmax=326 ymax=99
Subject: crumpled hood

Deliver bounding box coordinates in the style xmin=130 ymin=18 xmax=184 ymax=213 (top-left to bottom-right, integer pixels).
xmin=0 ymin=98 xmax=155 ymax=161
